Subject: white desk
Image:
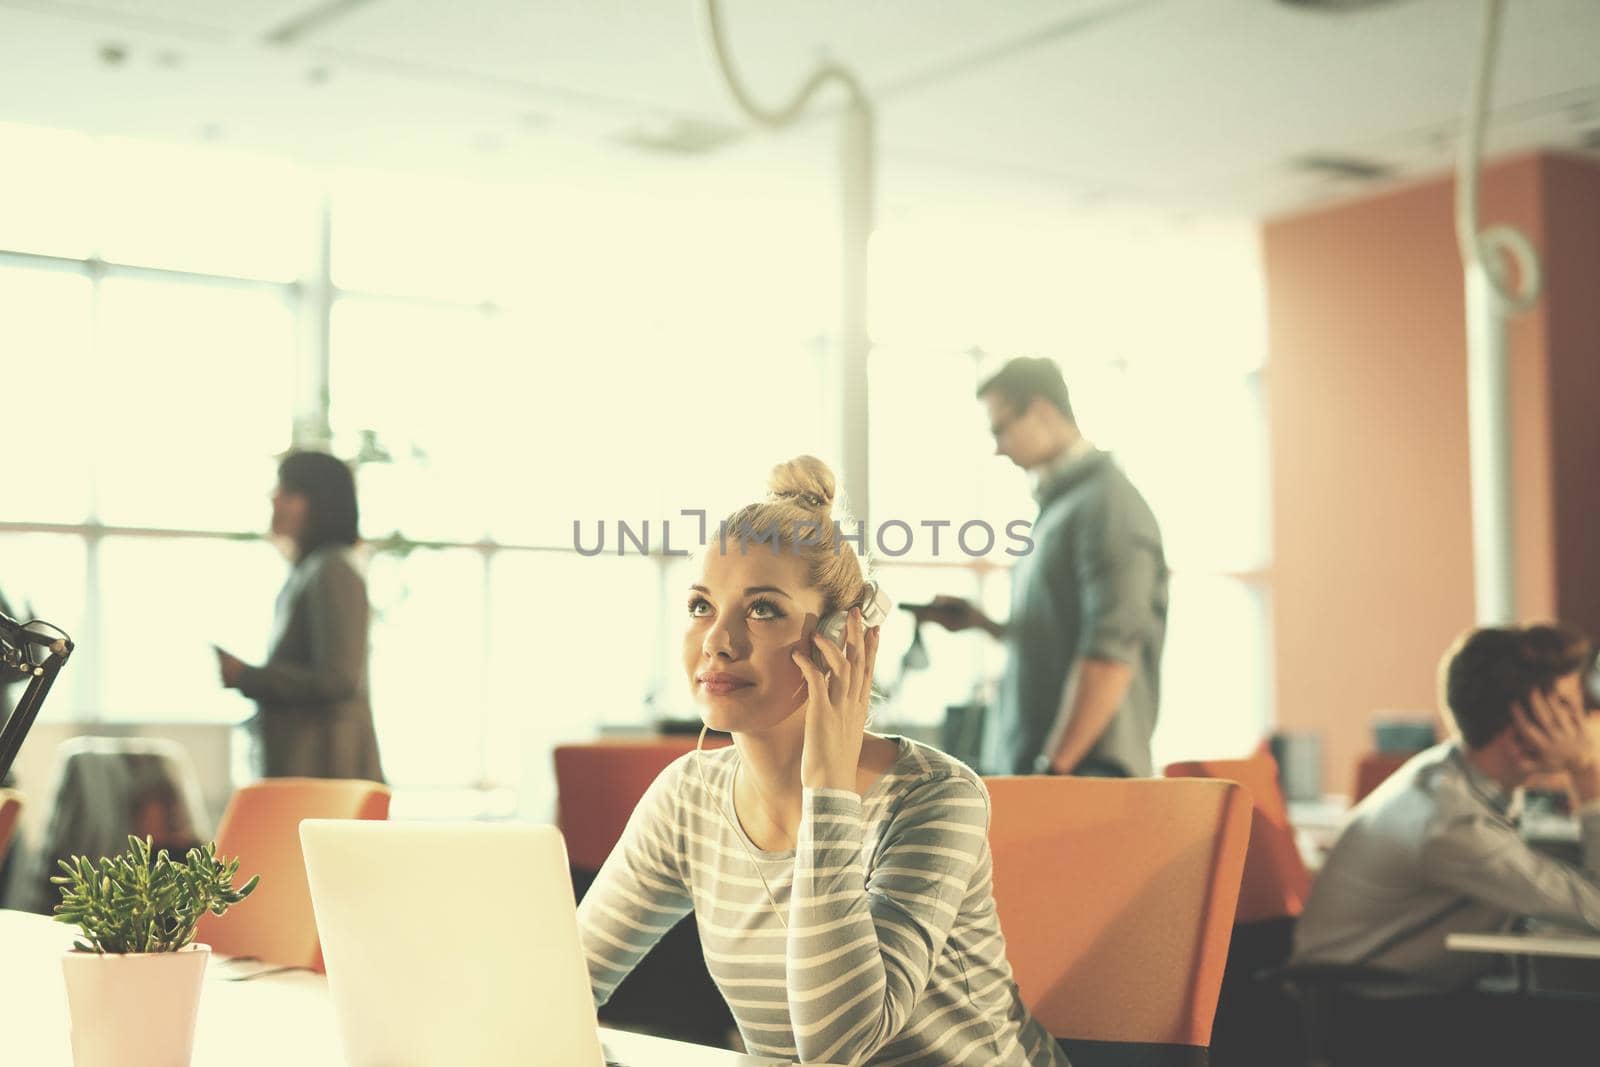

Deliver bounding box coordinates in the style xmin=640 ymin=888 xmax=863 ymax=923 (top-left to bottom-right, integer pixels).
xmin=1446 ymin=931 xmax=1600 ymax=961
xmin=1447 ymin=929 xmax=1600 ymax=999
xmin=1522 ymin=812 xmax=1583 ymax=846
xmin=1288 ymin=800 xmax=1583 ymax=874
xmin=1288 ymin=795 xmax=1351 ymax=872
xmin=0 ymin=910 xmax=783 ymax=1066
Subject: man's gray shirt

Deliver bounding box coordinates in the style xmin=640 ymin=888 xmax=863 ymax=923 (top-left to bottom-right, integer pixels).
xmin=1292 ymin=740 xmax=1600 ymax=988
xmin=982 ymin=448 xmax=1168 ymax=777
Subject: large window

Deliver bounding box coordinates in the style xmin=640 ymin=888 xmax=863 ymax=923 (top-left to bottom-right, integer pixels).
xmin=867 ymin=211 xmax=1272 ymax=766
xmin=1 ymin=119 xmax=1273 ymax=817
xmin=0 ymin=122 xmax=840 ymax=819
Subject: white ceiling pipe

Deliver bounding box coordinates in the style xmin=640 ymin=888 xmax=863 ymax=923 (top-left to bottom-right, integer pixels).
xmin=698 ymin=0 xmax=875 ymax=528
xmin=1456 ymin=0 xmax=1544 ymax=625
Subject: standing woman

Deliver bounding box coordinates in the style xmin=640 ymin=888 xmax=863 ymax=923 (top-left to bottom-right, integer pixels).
xmin=215 ymin=451 xmax=384 ymax=782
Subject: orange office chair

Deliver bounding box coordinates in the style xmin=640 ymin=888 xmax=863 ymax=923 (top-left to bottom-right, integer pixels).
xmin=1351 ymin=751 xmax=1415 ymax=804
xmin=1165 ymin=754 xmax=1311 ymax=923
xmin=1166 ymin=754 xmax=1314 ymax=1066
xmin=986 ymin=776 xmax=1250 ymax=1056
xmin=553 ymin=736 xmax=736 ymax=1048
xmin=194 ymin=778 xmax=390 ymax=971
xmin=553 ymin=737 xmax=728 ymax=872
xmin=0 ymin=788 xmax=22 ymax=868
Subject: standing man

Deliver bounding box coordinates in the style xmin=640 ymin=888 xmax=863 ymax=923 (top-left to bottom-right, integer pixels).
xmin=917 ymin=357 xmax=1168 ymax=777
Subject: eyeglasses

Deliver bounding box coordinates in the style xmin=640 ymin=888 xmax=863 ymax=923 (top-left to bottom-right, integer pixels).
xmin=988 ymin=406 xmax=1026 ymax=440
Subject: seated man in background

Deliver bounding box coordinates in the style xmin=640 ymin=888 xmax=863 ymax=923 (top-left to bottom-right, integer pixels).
xmin=1293 ymin=624 xmax=1600 ymax=987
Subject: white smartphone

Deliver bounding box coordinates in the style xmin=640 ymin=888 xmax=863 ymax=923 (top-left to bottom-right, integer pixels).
xmin=812 ymin=581 xmax=893 ymax=666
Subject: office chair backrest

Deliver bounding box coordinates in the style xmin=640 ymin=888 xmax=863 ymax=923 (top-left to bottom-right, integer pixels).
xmin=0 ymin=788 xmax=22 ymax=868
xmin=27 ymin=736 xmax=212 ymax=912
xmin=554 ymin=738 xmax=729 ymax=872
xmin=1352 ymin=751 xmax=1415 ymax=804
xmin=1165 ymin=754 xmax=1311 ymax=922
xmin=194 ymin=778 xmax=390 ymax=971
xmin=986 ymin=776 xmax=1250 ymax=1048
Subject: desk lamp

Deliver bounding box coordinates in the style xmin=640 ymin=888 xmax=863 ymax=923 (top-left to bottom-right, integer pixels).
xmin=0 ymin=609 xmax=74 ymax=781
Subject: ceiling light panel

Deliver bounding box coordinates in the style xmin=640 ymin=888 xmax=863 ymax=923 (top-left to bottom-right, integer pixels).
xmin=23 ymin=0 xmax=315 ymax=38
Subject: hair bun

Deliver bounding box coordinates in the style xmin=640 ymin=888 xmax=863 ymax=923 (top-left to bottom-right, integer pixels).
xmin=767 ymin=455 xmax=836 ymax=515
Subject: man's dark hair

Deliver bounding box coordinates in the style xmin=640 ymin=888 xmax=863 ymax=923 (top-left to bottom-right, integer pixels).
xmin=1442 ymin=625 xmax=1591 ymax=749
xmin=278 ymin=450 xmax=360 ymax=558
xmin=976 ymin=357 xmax=1074 ymax=422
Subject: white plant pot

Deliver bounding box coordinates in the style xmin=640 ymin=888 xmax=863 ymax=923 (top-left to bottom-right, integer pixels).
xmin=61 ymin=943 xmax=210 ymax=1067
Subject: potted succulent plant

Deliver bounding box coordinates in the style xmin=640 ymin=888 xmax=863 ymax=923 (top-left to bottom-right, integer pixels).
xmin=52 ymin=834 xmax=259 ymax=1067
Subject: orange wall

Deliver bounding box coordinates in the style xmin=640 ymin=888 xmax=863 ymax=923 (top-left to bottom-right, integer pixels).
xmin=1543 ymin=156 xmax=1600 ymax=642
xmin=1262 ymin=153 xmax=1600 ymax=793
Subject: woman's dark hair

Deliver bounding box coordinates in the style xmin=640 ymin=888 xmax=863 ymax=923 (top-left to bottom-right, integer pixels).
xmin=1441 ymin=624 xmax=1591 ymax=749
xmin=278 ymin=450 xmax=359 ymax=557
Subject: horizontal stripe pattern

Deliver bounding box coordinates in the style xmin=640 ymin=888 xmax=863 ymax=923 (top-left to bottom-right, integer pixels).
xmin=576 ymin=737 xmax=1068 ymax=1066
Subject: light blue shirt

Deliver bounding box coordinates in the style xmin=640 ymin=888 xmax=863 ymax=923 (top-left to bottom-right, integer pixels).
xmin=1293 ymin=740 xmax=1600 ymax=988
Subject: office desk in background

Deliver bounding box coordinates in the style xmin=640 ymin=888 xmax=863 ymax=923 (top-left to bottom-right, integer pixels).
xmin=1448 ymin=928 xmax=1600 ymax=999
xmin=1289 ymin=798 xmax=1585 ymax=873
xmin=1287 ymin=795 xmax=1349 ymax=870
xmin=1446 ymin=931 xmax=1600 ymax=961
xmin=0 ymin=910 xmax=784 ymax=1066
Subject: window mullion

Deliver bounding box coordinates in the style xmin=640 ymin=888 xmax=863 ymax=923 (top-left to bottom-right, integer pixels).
xmin=293 ymin=191 xmax=333 ymax=450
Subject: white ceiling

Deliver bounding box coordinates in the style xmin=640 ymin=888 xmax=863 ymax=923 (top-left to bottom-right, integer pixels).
xmin=0 ymin=0 xmax=1597 ymax=220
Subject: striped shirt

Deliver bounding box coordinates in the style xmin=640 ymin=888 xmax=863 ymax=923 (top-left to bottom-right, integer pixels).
xmin=577 ymin=736 xmax=1069 ymax=1066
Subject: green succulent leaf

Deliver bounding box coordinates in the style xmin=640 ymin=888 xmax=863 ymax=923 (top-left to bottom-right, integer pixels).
xmin=51 ymin=835 xmax=259 ymax=954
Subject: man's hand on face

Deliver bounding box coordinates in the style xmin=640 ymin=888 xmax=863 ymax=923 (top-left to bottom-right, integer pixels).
xmin=1511 ymin=686 xmax=1598 ymax=776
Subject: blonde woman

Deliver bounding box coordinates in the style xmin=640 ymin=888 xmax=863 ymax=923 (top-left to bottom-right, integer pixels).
xmin=578 ymin=456 xmax=1068 ymax=1066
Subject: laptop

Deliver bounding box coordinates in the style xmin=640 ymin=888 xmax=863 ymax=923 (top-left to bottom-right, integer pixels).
xmin=301 ymin=820 xmax=614 ymax=1066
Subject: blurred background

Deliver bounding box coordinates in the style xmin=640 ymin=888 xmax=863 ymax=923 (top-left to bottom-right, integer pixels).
xmin=1 ymin=0 xmax=1597 ymax=833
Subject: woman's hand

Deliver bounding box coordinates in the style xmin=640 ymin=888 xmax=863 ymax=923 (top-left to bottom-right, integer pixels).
xmin=792 ymin=607 xmax=881 ymax=792
xmin=214 ymin=645 xmax=246 ymax=689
